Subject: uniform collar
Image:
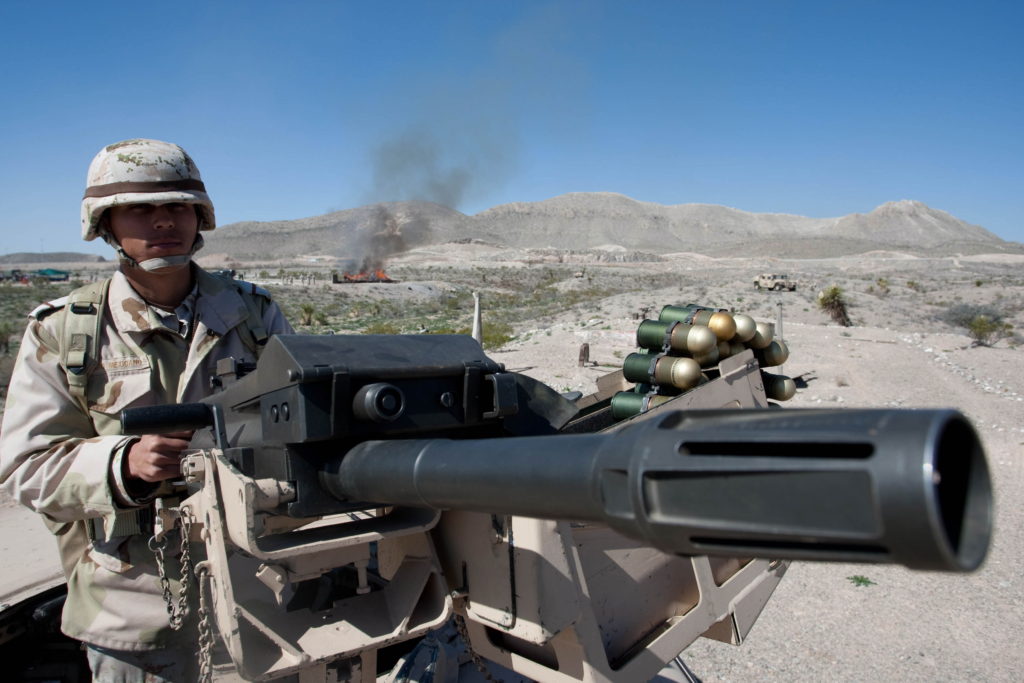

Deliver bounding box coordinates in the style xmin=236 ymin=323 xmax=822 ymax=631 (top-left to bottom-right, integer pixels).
xmin=108 ymin=268 xmax=249 ymax=337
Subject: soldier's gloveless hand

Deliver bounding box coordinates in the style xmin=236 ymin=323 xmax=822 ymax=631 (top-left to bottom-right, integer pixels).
xmin=125 ymin=431 xmax=195 ymax=483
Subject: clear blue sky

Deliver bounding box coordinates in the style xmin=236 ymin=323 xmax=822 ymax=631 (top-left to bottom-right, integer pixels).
xmin=2 ymin=1 xmax=1021 ymax=256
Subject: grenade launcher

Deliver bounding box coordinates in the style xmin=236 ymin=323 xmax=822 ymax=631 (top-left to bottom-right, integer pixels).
xmin=122 ymin=334 xmax=992 ymax=682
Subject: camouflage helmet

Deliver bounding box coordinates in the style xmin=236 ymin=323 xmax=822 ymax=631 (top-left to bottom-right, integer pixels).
xmin=81 ymin=138 xmax=216 ymax=241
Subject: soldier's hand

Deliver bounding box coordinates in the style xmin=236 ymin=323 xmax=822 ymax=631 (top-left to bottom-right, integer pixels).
xmin=125 ymin=431 xmax=195 ymax=483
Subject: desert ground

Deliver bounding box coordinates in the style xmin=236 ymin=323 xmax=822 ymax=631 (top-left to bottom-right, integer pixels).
xmin=1 ymin=246 xmax=1022 ymax=681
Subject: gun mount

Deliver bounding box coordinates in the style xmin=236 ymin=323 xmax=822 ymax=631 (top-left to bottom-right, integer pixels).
xmin=121 ymin=333 xmax=992 ymax=682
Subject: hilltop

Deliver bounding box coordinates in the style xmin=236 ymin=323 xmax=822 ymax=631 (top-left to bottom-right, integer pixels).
xmin=2 ymin=195 xmax=1017 ymax=265
xmin=202 ymin=194 xmax=1019 ymax=261
xmin=0 ymin=252 xmax=107 ymax=265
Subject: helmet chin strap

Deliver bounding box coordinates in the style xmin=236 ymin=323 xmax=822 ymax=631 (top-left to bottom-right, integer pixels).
xmin=104 ymin=234 xmax=205 ymax=273
xmin=133 ymin=253 xmax=194 ymax=273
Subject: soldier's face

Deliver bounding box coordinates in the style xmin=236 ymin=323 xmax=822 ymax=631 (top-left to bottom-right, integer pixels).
xmin=108 ymin=202 xmax=199 ymax=264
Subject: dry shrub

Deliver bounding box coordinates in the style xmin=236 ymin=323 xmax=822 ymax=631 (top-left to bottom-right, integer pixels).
xmin=817 ymin=285 xmax=852 ymax=327
xmin=966 ymin=316 xmax=1013 ymax=347
xmin=938 ymin=303 xmax=1015 ymax=347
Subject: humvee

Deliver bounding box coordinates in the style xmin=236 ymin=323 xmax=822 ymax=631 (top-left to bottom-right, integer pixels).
xmin=754 ymin=273 xmax=797 ymax=291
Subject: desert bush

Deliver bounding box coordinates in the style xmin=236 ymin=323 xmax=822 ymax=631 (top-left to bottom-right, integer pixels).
xmin=876 ymin=278 xmax=890 ymax=297
xmin=966 ymin=316 xmax=1013 ymax=346
xmin=297 ymin=303 xmax=319 ymax=327
xmin=817 ymin=285 xmax=852 ymax=327
xmin=479 ymin=321 xmax=515 ymax=350
xmin=938 ymin=303 xmax=1015 ymax=346
xmin=938 ymin=303 xmax=1005 ymax=329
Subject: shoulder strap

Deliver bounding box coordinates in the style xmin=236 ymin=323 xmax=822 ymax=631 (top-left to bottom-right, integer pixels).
xmin=60 ymin=279 xmax=111 ymax=402
xmin=30 ymin=295 xmax=69 ymax=321
xmin=228 ymin=279 xmax=270 ymax=355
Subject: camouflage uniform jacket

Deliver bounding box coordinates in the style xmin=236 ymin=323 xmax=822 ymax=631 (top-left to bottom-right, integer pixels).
xmin=0 ymin=267 xmax=293 ymax=651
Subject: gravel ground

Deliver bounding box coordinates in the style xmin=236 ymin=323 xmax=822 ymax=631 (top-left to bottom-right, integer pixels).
xmin=486 ymin=271 xmax=1023 ymax=683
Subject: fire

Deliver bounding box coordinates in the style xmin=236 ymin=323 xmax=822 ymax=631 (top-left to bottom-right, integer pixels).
xmin=335 ymin=269 xmax=396 ymax=283
xmin=334 ymin=206 xmax=408 ymax=284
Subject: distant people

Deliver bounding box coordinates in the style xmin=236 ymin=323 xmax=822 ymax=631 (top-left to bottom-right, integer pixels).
xmin=0 ymin=138 xmax=293 ymax=681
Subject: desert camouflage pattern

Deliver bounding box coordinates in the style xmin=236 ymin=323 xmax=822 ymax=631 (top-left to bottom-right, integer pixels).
xmin=0 ymin=267 xmax=292 ymax=651
xmin=86 ymin=642 xmax=200 ymax=682
xmin=81 ymin=138 xmax=216 ymax=241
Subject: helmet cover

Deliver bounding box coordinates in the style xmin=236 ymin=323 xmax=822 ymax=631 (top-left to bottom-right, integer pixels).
xmin=81 ymin=138 xmax=215 ymax=241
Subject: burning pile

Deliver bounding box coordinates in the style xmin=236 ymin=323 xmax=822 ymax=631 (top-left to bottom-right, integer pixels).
xmin=333 ymin=269 xmax=396 ymax=284
xmin=335 ymin=206 xmax=408 ymax=283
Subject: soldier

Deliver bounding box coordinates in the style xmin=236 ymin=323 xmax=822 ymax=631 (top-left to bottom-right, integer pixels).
xmin=0 ymin=139 xmax=293 ymax=681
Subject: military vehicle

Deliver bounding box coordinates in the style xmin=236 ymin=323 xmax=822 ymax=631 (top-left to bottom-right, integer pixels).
xmin=0 ymin=303 xmax=993 ymax=682
xmin=753 ymin=273 xmax=797 ymax=291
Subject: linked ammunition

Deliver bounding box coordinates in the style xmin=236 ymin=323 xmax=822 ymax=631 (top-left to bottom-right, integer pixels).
xmin=762 ymin=371 xmax=796 ymax=401
xmin=622 ymin=353 xmax=654 ymax=385
xmin=658 ymin=304 xmax=705 ymax=324
xmin=716 ymin=340 xmax=746 ymax=361
xmin=619 ymin=303 xmax=797 ymax=416
xmin=700 ymin=310 xmax=737 ymax=341
xmin=691 ymin=345 xmax=720 ymax=368
xmin=754 ymin=340 xmax=790 ymax=367
xmin=658 ymin=304 xmax=736 ymax=342
xmin=609 ymin=391 xmax=674 ymax=420
xmin=748 ymin=321 xmax=775 ymax=349
xmin=636 ymin=320 xmax=717 ymax=355
xmin=623 ymin=353 xmax=703 ymax=390
xmin=732 ymin=313 xmax=757 ymax=343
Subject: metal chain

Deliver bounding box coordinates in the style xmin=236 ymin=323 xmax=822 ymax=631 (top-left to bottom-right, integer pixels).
xmin=148 ymin=505 xmax=193 ymax=631
xmin=196 ymin=563 xmax=215 ymax=683
xmin=149 ymin=534 xmax=181 ymax=630
xmin=454 ymin=614 xmax=503 ymax=683
xmin=151 ymin=506 xmax=213 ymax=680
xmin=176 ymin=509 xmax=194 ymax=626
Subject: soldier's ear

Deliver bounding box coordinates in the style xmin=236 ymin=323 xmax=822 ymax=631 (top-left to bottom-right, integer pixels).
xmin=194 ymin=205 xmax=206 ymax=230
xmin=97 ymin=210 xmax=120 ymax=246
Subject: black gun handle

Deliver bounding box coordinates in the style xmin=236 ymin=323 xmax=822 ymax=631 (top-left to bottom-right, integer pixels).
xmin=121 ymin=403 xmax=214 ymax=435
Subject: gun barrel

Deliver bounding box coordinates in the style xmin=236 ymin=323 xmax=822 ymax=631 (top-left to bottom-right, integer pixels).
xmin=322 ymin=409 xmax=991 ymax=572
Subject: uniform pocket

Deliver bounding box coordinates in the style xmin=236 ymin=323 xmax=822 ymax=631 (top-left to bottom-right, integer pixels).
xmin=87 ymin=365 xmax=151 ymax=433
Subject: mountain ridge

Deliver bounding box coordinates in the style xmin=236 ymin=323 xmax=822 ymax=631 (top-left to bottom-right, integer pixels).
xmin=202 ymin=193 xmax=1018 ymax=260
xmin=2 ymin=195 xmax=1017 ymax=263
